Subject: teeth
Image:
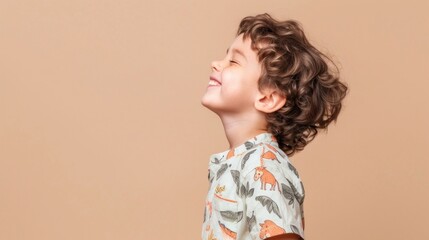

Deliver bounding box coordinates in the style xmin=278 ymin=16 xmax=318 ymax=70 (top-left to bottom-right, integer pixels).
xmin=208 ymin=80 xmax=221 ymax=86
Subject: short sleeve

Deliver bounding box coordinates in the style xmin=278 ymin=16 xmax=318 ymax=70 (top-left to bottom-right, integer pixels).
xmin=243 ymin=164 xmax=305 ymax=239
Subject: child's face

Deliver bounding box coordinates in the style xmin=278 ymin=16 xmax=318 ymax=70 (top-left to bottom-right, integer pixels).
xmin=201 ymin=33 xmax=262 ymax=116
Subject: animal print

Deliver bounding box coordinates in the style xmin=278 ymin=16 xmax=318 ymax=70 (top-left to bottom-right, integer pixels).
xmin=254 ymin=166 xmax=280 ymax=191
xmin=202 ymin=132 xmax=305 ymax=240
xmin=259 ymin=220 xmax=286 ymax=239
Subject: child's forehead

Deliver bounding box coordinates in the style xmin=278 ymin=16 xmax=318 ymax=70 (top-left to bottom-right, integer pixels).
xmin=230 ymin=34 xmax=250 ymax=49
xmin=227 ymin=34 xmax=258 ymax=56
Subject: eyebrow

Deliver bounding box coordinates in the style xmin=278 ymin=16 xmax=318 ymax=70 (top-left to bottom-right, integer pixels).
xmin=226 ymin=47 xmax=247 ymax=60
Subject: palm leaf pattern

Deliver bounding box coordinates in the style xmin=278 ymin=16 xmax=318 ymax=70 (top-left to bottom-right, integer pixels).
xmin=220 ymin=210 xmax=243 ymax=222
xmin=211 ymin=156 xmax=224 ymax=164
xmin=255 ymin=196 xmax=282 ymax=218
xmin=281 ymin=183 xmax=295 ymax=205
xmin=291 ymin=224 xmax=300 ymax=234
xmin=203 ymin=205 xmax=206 ymax=223
xmin=239 ymin=182 xmax=255 ymax=198
xmin=246 ymin=211 xmax=256 ymax=233
xmin=244 ymin=141 xmax=254 ymax=150
xmin=286 ymin=179 xmax=304 ymax=205
xmin=203 ymin=133 xmax=305 ymax=240
xmin=300 ymin=181 xmax=305 ymax=196
xmin=230 ymin=170 xmax=240 ymax=195
xmin=216 ymin=163 xmax=228 ymax=180
xmin=288 ymin=162 xmax=299 ymax=178
xmin=208 ymin=169 xmax=215 ymax=184
xmin=241 ymin=149 xmax=257 ymax=170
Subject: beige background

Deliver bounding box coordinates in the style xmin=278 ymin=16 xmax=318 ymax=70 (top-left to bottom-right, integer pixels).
xmin=1 ymin=0 xmax=428 ymax=239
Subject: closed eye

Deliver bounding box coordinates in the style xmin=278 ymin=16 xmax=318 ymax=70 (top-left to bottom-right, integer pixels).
xmin=229 ymin=60 xmax=239 ymax=64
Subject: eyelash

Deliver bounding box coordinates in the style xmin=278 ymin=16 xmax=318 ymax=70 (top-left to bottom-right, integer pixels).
xmin=229 ymin=60 xmax=238 ymax=64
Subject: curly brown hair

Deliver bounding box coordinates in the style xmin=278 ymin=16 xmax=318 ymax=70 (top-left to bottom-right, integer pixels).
xmin=237 ymin=13 xmax=348 ymax=156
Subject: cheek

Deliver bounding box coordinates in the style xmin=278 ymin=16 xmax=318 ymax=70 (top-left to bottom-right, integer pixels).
xmin=221 ymin=70 xmax=237 ymax=84
xmin=221 ymin=70 xmax=251 ymax=89
xmin=220 ymin=71 xmax=241 ymax=92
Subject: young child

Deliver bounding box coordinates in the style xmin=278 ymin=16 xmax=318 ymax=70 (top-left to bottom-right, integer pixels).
xmin=200 ymin=13 xmax=347 ymax=240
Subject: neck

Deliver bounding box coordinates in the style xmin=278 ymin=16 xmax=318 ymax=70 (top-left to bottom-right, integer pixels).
xmin=218 ymin=112 xmax=268 ymax=150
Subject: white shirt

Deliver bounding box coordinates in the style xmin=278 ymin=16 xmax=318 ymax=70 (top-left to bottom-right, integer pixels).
xmin=202 ymin=132 xmax=305 ymax=240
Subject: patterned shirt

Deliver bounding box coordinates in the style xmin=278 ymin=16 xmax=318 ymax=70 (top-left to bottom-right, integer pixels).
xmin=202 ymin=132 xmax=305 ymax=240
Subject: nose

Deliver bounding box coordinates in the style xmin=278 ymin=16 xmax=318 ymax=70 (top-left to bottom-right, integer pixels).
xmin=211 ymin=60 xmax=222 ymax=72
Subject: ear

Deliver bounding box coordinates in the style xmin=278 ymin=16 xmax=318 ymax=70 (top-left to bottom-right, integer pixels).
xmin=254 ymin=87 xmax=286 ymax=113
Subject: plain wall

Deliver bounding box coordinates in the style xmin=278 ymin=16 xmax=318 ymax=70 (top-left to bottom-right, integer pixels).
xmin=1 ymin=0 xmax=428 ymax=239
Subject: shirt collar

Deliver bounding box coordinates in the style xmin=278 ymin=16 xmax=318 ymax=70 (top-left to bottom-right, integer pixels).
xmin=209 ymin=132 xmax=278 ymax=163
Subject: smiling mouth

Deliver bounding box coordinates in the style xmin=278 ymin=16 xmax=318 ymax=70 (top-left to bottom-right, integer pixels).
xmin=208 ymin=79 xmax=221 ymax=86
xmin=209 ymin=77 xmax=222 ymax=86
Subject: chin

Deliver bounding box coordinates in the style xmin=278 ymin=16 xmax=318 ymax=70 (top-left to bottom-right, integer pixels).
xmin=200 ymin=99 xmax=223 ymax=116
xmin=200 ymin=97 xmax=210 ymax=108
xmin=201 ymin=100 xmax=217 ymax=112
xmin=201 ymin=95 xmax=215 ymax=109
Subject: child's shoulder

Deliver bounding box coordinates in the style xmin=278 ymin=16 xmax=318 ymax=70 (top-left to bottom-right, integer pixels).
xmin=238 ymin=142 xmax=300 ymax=180
xmin=238 ymin=142 xmax=305 ymax=206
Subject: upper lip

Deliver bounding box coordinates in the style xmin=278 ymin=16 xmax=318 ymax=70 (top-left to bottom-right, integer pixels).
xmin=209 ymin=76 xmax=222 ymax=85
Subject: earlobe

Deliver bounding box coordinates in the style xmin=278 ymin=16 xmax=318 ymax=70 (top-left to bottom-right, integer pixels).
xmin=254 ymin=89 xmax=286 ymax=113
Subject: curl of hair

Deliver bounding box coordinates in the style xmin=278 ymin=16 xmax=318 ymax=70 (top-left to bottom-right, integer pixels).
xmin=237 ymin=13 xmax=348 ymax=156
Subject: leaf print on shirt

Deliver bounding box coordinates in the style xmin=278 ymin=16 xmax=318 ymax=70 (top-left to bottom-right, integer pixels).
xmin=211 ymin=156 xmax=224 ymax=164
xmin=240 ymin=181 xmax=255 ymax=198
xmin=281 ymin=183 xmax=295 ymax=205
xmin=286 ymin=178 xmax=304 ymax=205
xmin=203 ymin=205 xmax=206 ymax=223
xmin=230 ymin=170 xmax=240 ymax=195
xmin=220 ymin=210 xmax=243 ymax=222
xmin=287 ymin=162 xmax=300 ymax=178
xmin=246 ymin=211 xmax=256 ymax=233
xmin=216 ymin=163 xmax=228 ymax=180
xmin=241 ymin=149 xmax=257 ymax=170
xmin=208 ymin=169 xmax=214 ymax=184
xmin=290 ymin=224 xmax=300 ymax=234
xmin=255 ymin=196 xmax=282 ymax=218
xmin=244 ymin=141 xmax=254 ymax=150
